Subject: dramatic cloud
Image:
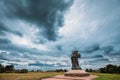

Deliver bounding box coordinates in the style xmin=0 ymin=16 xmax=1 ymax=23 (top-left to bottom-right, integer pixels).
xmin=0 ymin=0 xmax=120 ymax=70
xmin=57 ymin=0 xmax=120 ymax=69
xmin=0 ymin=0 xmax=73 ymax=40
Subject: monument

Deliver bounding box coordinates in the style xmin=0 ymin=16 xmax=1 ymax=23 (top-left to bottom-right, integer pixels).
xmin=42 ymin=50 xmax=98 ymax=80
xmin=71 ymin=50 xmax=81 ymax=70
xmin=64 ymin=50 xmax=90 ymax=77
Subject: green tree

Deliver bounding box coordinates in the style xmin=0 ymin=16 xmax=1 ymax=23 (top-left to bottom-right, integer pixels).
xmin=19 ymin=69 xmax=28 ymax=73
xmin=118 ymin=65 xmax=120 ymax=73
xmin=0 ymin=64 xmax=4 ymax=73
xmin=5 ymin=65 xmax=14 ymax=72
xmin=86 ymin=68 xmax=89 ymax=72
xmin=99 ymin=67 xmax=107 ymax=73
xmin=89 ymin=68 xmax=93 ymax=72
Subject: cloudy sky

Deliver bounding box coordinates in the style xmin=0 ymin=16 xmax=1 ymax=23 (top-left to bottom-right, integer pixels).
xmin=0 ymin=0 xmax=120 ymax=70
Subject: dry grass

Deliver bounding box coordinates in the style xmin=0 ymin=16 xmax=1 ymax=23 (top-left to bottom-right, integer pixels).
xmin=0 ymin=72 xmax=120 ymax=80
xmin=0 ymin=72 xmax=64 ymax=80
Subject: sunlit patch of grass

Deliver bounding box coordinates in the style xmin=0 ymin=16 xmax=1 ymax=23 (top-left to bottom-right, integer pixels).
xmin=90 ymin=72 xmax=120 ymax=80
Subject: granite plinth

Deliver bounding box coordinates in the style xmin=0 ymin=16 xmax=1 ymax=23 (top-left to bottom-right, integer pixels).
xmin=42 ymin=70 xmax=98 ymax=80
xmin=64 ymin=70 xmax=90 ymax=77
xmin=42 ymin=74 xmax=98 ymax=80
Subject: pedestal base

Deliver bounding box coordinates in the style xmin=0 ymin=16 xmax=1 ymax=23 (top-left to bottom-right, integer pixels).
xmin=64 ymin=70 xmax=90 ymax=77
xmin=42 ymin=75 xmax=98 ymax=80
xmin=42 ymin=70 xmax=98 ymax=80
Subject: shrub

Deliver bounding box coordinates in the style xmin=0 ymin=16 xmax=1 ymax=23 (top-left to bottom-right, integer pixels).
xmin=0 ymin=64 xmax=4 ymax=73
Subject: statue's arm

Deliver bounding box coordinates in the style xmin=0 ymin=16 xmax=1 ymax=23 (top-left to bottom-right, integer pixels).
xmin=78 ymin=54 xmax=81 ymax=58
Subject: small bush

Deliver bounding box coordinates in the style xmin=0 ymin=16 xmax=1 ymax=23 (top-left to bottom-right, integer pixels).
xmin=18 ymin=69 xmax=28 ymax=73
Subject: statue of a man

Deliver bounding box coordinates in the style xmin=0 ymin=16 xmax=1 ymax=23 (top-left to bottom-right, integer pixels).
xmin=71 ymin=50 xmax=81 ymax=70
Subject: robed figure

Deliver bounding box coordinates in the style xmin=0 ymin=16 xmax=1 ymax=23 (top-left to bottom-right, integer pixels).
xmin=71 ymin=50 xmax=82 ymax=70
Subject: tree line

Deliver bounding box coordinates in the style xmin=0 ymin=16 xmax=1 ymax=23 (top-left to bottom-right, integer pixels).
xmin=1 ymin=63 xmax=119 ymax=74
xmin=45 ymin=69 xmax=68 ymax=72
xmin=0 ymin=64 xmax=68 ymax=73
xmin=86 ymin=64 xmax=120 ymax=74
xmin=0 ymin=64 xmax=28 ymax=73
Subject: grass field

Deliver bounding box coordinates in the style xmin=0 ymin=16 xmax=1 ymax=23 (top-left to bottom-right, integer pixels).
xmin=91 ymin=72 xmax=120 ymax=80
xmin=0 ymin=72 xmax=64 ymax=80
xmin=0 ymin=72 xmax=120 ymax=80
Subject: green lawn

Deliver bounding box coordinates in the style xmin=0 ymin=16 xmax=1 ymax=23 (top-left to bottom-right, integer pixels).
xmin=0 ymin=72 xmax=120 ymax=80
xmin=91 ymin=72 xmax=120 ymax=80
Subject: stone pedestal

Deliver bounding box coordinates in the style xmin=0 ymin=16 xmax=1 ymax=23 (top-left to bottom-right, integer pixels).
xmin=42 ymin=70 xmax=98 ymax=80
xmin=64 ymin=70 xmax=90 ymax=77
xmin=42 ymin=75 xmax=98 ymax=80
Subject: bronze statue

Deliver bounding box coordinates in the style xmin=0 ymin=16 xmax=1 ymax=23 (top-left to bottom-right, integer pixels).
xmin=71 ymin=50 xmax=81 ymax=70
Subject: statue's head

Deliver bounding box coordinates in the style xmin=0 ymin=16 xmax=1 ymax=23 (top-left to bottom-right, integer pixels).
xmin=72 ymin=50 xmax=81 ymax=58
xmin=73 ymin=50 xmax=78 ymax=54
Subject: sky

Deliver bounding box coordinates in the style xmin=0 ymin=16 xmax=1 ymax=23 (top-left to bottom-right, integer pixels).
xmin=0 ymin=0 xmax=120 ymax=71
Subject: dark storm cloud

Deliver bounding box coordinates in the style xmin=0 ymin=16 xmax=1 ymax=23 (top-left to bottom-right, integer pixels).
xmin=108 ymin=51 xmax=120 ymax=56
xmin=82 ymin=44 xmax=100 ymax=53
xmin=102 ymin=46 xmax=120 ymax=56
xmin=0 ymin=21 xmax=23 ymax=37
xmin=12 ymin=31 xmax=23 ymax=37
xmin=0 ymin=22 xmax=9 ymax=35
xmin=0 ymin=0 xmax=74 ymax=64
xmin=0 ymin=38 xmax=10 ymax=44
xmin=29 ymin=62 xmax=54 ymax=67
xmin=0 ymin=54 xmax=8 ymax=60
xmin=102 ymin=46 xmax=114 ymax=54
xmin=0 ymin=44 xmax=42 ymax=54
xmin=81 ymin=54 xmax=103 ymax=59
xmin=94 ymin=58 xmax=109 ymax=62
xmin=91 ymin=54 xmax=103 ymax=58
xmin=0 ymin=22 xmax=7 ymax=31
xmin=0 ymin=0 xmax=73 ymax=40
xmin=88 ymin=58 xmax=110 ymax=66
xmin=56 ymin=45 xmax=62 ymax=51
